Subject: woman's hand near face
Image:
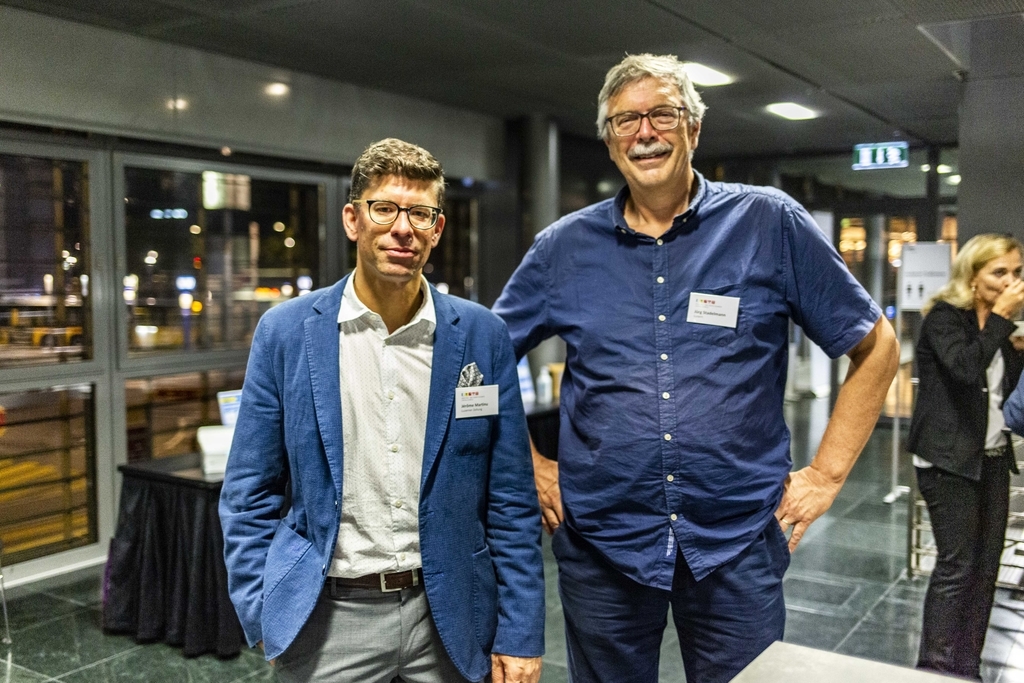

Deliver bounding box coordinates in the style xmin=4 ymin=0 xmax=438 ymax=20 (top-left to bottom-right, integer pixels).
xmin=992 ymin=279 xmax=1024 ymax=320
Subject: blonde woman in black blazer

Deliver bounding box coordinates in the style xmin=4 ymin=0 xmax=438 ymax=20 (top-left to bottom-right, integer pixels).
xmin=908 ymin=233 xmax=1024 ymax=680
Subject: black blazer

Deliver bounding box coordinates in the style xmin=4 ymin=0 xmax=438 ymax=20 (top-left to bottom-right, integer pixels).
xmin=908 ymin=300 xmax=1024 ymax=480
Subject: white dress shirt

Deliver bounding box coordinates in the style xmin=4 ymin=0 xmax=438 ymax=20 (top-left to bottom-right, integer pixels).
xmin=330 ymin=275 xmax=435 ymax=578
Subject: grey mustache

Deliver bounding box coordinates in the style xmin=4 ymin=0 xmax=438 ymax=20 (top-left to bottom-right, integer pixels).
xmin=628 ymin=142 xmax=672 ymax=159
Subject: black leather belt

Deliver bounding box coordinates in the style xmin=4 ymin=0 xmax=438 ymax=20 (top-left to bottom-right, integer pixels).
xmin=326 ymin=569 xmax=422 ymax=594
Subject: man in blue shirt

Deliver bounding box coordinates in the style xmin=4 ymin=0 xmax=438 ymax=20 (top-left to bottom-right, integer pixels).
xmin=493 ymin=54 xmax=899 ymax=683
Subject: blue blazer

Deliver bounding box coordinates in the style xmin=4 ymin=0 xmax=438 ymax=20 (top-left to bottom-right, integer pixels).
xmin=219 ymin=276 xmax=545 ymax=681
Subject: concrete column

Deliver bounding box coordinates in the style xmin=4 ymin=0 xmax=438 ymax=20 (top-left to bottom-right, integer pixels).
xmin=956 ymin=16 xmax=1024 ymax=245
xmin=524 ymin=114 xmax=565 ymax=383
xmin=526 ymin=113 xmax=560 ymax=236
xmin=865 ymin=214 xmax=886 ymax=308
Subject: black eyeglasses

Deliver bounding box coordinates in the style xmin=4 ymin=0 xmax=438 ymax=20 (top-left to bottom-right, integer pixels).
xmin=605 ymin=106 xmax=687 ymax=137
xmin=352 ymin=199 xmax=442 ymax=230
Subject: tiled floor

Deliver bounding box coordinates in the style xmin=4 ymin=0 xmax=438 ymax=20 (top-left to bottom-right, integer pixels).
xmin=4 ymin=397 xmax=1024 ymax=682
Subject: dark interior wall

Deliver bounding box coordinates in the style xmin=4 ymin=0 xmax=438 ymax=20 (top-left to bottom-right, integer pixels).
xmin=957 ymin=18 xmax=1024 ymax=245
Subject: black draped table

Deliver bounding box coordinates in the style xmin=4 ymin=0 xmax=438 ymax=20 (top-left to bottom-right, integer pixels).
xmin=103 ymin=453 xmax=244 ymax=658
xmin=101 ymin=404 xmax=560 ymax=659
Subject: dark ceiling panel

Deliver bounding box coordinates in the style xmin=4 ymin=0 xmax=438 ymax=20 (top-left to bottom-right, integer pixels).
xmin=892 ymin=0 xmax=1024 ymax=23
xmin=1 ymin=0 xmax=191 ymax=30
xmin=5 ymin=0 xmax=1017 ymax=156
xmin=719 ymin=0 xmax=901 ymax=32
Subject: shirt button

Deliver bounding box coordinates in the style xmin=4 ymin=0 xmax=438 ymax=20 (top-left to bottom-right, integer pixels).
xmin=399 ymin=553 xmax=407 ymax=562
xmin=667 ymin=474 xmax=674 ymax=482
xmin=658 ymin=314 xmax=666 ymax=322
xmin=660 ymin=353 xmax=668 ymax=360
xmin=670 ymin=513 xmax=678 ymax=521
xmin=664 ymin=433 xmax=672 ymax=441
xmin=395 ymin=500 xmax=403 ymax=508
xmin=657 ymin=276 xmax=665 ymax=284
xmin=662 ymin=392 xmax=670 ymax=399
xmin=390 ymin=444 xmax=399 ymax=453
xmin=656 ymin=239 xmax=664 ymax=246
xmin=387 ymin=390 xmax=395 ymax=400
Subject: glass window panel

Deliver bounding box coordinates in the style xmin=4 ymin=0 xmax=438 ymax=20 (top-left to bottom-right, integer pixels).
xmin=124 ymin=368 xmax=245 ymax=462
xmin=124 ymin=167 xmax=322 ymax=353
xmin=0 ymin=384 xmax=96 ymax=565
xmin=0 ymin=154 xmax=91 ymax=367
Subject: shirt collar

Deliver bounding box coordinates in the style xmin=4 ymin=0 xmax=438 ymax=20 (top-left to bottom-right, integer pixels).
xmin=611 ymin=169 xmax=707 ymax=238
xmin=338 ymin=272 xmax=436 ymax=336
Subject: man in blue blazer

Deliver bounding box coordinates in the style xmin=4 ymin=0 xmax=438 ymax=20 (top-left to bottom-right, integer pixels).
xmin=220 ymin=138 xmax=544 ymax=683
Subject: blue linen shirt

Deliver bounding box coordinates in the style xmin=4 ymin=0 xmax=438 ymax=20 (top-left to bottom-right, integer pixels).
xmin=493 ymin=171 xmax=881 ymax=589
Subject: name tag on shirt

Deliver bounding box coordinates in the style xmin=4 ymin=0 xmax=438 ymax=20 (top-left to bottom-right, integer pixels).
xmin=686 ymin=292 xmax=740 ymax=328
xmin=455 ymin=385 xmax=499 ymax=418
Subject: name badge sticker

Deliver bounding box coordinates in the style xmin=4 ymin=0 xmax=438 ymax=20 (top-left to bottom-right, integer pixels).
xmin=686 ymin=292 xmax=740 ymax=329
xmin=455 ymin=384 xmax=499 ymax=419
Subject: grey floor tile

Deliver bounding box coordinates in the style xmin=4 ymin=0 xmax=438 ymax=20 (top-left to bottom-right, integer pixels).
xmin=538 ymin=661 xmax=568 ymax=683
xmin=40 ymin=575 xmax=104 ymax=609
xmin=57 ymin=643 xmax=270 ymax=683
xmin=5 ymin=593 xmax=86 ymax=635
xmin=861 ymin=591 xmax=925 ymax=633
xmin=834 ymin=620 xmax=921 ymax=668
xmin=3 ymin=667 xmax=58 ymax=683
xmin=810 ymin=518 xmax=907 ymax=557
xmin=788 ymin=541 xmax=905 ymax=583
xmin=783 ymin=609 xmax=861 ymax=651
xmin=784 ymin=573 xmax=891 ymax=623
xmin=7 ymin=607 xmax=138 ymax=678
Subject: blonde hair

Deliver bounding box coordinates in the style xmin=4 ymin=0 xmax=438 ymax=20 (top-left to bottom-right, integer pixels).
xmin=923 ymin=233 xmax=1023 ymax=314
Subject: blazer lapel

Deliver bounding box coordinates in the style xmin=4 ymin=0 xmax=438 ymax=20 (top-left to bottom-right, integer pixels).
xmin=422 ymin=290 xmax=465 ymax=485
xmin=305 ymin=277 xmax=347 ymax=494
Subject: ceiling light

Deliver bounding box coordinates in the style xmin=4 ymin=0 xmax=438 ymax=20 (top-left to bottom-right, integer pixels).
xmin=920 ymin=164 xmax=931 ymax=172
xmin=937 ymin=164 xmax=953 ymax=174
xmin=947 ymin=174 xmax=962 ymax=185
xmin=681 ymin=62 xmax=733 ymax=86
xmin=766 ymin=102 xmax=819 ymax=120
xmin=166 ymin=98 xmax=188 ymax=111
xmin=265 ymin=82 xmax=290 ymax=97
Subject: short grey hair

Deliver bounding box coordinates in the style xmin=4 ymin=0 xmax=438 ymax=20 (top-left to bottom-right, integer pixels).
xmin=596 ymin=53 xmax=707 ymax=139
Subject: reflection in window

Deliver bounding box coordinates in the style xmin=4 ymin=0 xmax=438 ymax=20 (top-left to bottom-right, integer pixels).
xmin=0 ymin=384 xmax=96 ymax=565
xmin=0 ymin=155 xmax=90 ymax=367
xmin=125 ymin=369 xmax=246 ymax=462
xmin=124 ymin=168 xmax=322 ymax=353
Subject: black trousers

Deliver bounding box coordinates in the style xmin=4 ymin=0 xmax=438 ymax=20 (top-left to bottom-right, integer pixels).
xmin=916 ymin=458 xmax=1010 ymax=680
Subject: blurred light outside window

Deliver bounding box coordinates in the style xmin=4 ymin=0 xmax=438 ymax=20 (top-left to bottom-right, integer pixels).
xmin=0 ymin=384 xmax=96 ymax=565
xmin=124 ymin=167 xmax=321 ymax=353
xmin=0 ymin=154 xmax=91 ymax=367
xmin=125 ymin=369 xmax=246 ymax=462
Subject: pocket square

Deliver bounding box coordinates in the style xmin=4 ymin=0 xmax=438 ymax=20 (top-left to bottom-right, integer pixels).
xmin=458 ymin=362 xmax=484 ymax=387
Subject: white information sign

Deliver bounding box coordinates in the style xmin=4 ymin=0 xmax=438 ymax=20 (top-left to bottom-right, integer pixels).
xmin=899 ymin=242 xmax=952 ymax=312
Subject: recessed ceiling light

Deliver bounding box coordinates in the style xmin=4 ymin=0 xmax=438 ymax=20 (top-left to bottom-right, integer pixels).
xmin=265 ymin=82 xmax=290 ymax=97
xmin=766 ymin=102 xmax=818 ymax=120
xmin=947 ymin=174 xmax=962 ymax=185
xmin=937 ymin=164 xmax=953 ymax=174
xmin=681 ymin=62 xmax=733 ymax=86
xmin=920 ymin=164 xmax=931 ymax=172
xmin=166 ymin=98 xmax=188 ymax=111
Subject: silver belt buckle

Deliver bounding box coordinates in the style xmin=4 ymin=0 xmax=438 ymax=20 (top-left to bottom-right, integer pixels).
xmin=380 ymin=572 xmax=402 ymax=592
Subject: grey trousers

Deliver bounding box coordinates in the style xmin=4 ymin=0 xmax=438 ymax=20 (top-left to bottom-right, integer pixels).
xmin=275 ymin=583 xmax=470 ymax=683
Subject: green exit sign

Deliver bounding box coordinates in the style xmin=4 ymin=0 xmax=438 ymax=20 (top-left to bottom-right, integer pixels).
xmin=852 ymin=142 xmax=909 ymax=170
